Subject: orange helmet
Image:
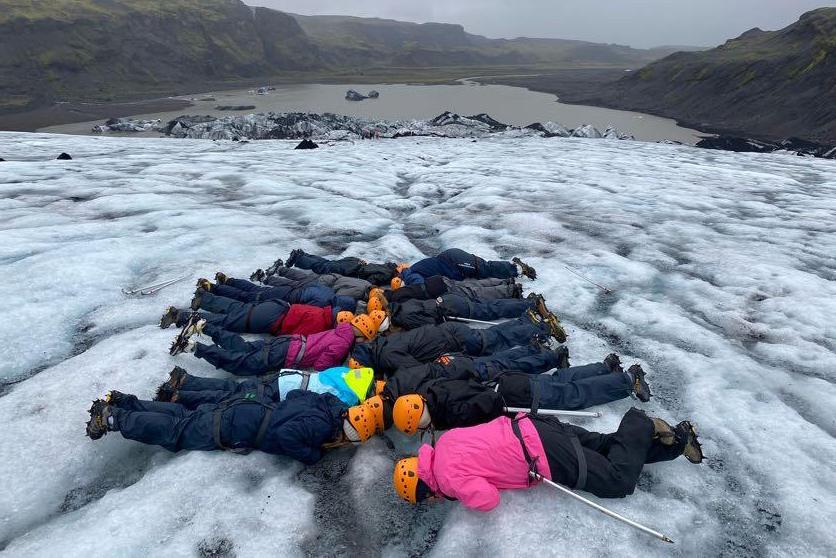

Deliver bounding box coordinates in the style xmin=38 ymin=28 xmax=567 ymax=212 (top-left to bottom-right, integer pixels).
xmin=336 ymin=310 xmax=355 ymax=324
xmin=393 ymin=394 xmax=427 ymax=435
xmin=367 ymin=295 xmax=385 ymax=314
xmin=391 ymin=277 xmax=403 ymax=290
xmin=348 ymin=356 xmax=363 ymax=369
xmin=369 ymin=310 xmax=389 ymax=332
xmin=351 ymin=314 xmax=377 ymax=340
xmin=396 ymin=263 xmax=410 ymax=273
xmin=344 ymin=396 xmax=385 ymax=442
xmin=374 ymin=380 xmax=386 ymax=396
xmin=393 ymin=457 xmax=421 ymax=504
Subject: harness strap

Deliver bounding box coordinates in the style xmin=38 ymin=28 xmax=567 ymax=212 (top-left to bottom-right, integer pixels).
xmin=212 ymin=398 xmax=277 ymax=455
xmin=261 ymin=343 xmax=271 ymax=368
xmin=244 ymin=306 xmax=256 ymax=332
xmin=570 ymin=435 xmax=588 ymax=490
xmin=292 ymin=336 xmax=308 ymax=366
xmin=300 ymin=370 xmax=311 ymax=391
xmin=510 ymin=416 xmax=539 ymax=484
xmin=530 ymin=378 xmax=541 ymax=416
xmin=253 ymin=408 xmax=274 ymax=449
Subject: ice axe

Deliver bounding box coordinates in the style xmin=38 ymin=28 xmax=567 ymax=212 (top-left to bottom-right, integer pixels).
xmin=561 ymin=264 xmax=613 ymax=294
xmin=532 ymin=472 xmax=674 ymax=543
xmin=504 ymin=407 xmax=601 ymax=418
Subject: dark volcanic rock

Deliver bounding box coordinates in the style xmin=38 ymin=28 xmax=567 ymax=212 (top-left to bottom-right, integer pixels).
xmin=163 ymin=115 xmax=218 ymax=135
xmin=345 ymin=89 xmax=367 ymax=101
xmin=0 ymin=157 xmax=5 ymax=162
xmin=696 ymin=135 xmax=836 ymax=158
xmin=367 ymin=90 xmax=380 ymax=98
xmin=56 ymin=152 xmax=72 ymax=160
xmin=215 ymin=105 xmax=256 ymax=111
xmin=294 ymin=139 xmax=319 ymax=149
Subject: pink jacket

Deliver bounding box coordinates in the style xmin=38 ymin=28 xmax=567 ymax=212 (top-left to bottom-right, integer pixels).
xmin=285 ymin=323 xmax=355 ymax=371
xmin=417 ymin=415 xmax=552 ymax=512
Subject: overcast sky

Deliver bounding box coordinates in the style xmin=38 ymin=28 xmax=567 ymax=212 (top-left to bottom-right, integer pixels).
xmin=248 ymin=0 xmax=836 ymax=48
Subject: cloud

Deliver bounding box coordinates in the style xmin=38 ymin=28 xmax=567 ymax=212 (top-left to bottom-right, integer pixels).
xmin=248 ymin=0 xmax=836 ymax=48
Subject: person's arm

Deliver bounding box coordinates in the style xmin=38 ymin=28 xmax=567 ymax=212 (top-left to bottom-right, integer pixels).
xmin=401 ymin=268 xmax=425 ymax=285
xmin=452 ymin=477 xmax=501 ymax=512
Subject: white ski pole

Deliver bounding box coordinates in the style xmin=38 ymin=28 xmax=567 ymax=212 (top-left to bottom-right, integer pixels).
xmin=505 ymin=407 xmax=601 ymax=418
xmin=447 ymin=316 xmax=501 ymax=326
xmin=122 ymin=274 xmax=190 ymax=296
xmin=533 ymin=472 xmax=674 ymax=543
xmin=562 ymin=264 xmax=613 ymax=294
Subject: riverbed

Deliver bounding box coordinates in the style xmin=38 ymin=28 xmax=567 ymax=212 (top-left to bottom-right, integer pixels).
xmin=40 ymin=81 xmax=704 ymax=143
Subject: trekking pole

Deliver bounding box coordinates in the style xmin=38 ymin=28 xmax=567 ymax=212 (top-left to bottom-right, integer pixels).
xmin=505 ymin=407 xmax=601 ymax=418
xmin=532 ymin=472 xmax=674 ymax=543
xmin=562 ymin=264 xmax=613 ymax=294
xmin=122 ymin=274 xmax=190 ymax=296
xmin=447 ymin=316 xmax=501 ymax=326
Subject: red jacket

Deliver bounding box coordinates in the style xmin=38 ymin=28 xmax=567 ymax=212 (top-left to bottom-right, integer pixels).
xmin=272 ymin=304 xmax=333 ymax=336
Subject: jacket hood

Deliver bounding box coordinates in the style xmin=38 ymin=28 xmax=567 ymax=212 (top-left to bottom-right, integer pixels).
xmin=417 ymin=443 xmax=439 ymax=493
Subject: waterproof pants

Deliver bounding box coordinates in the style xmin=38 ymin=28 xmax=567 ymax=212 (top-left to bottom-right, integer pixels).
xmin=472 ymin=345 xmax=564 ymax=380
xmin=460 ymin=315 xmax=549 ymax=356
xmin=175 ymin=376 xmax=279 ymax=409
xmin=444 ymin=277 xmax=518 ymax=301
xmin=410 ymin=249 xmax=518 ymax=281
xmin=293 ymin=252 xmax=364 ymax=276
xmin=216 ymin=277 xmax=353 ymax=310
xmin=531 ymin=363 xmax=633 ymax=410
xmin=531 ymin=408 xmax=679 ymax=498
xmin=193 ymin=323 xmax=290 ymax=376
xmin=440 ymin=294 xmax=532 ymax=322
xmin=195 ymin=291 xmax=288 ymax=333
xmin=110 ymin=398 xmax=217 ymax=452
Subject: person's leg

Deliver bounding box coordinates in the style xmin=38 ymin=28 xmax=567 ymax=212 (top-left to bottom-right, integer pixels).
xmin=112 ymin=396 xmax=188 ymax=415
xmin=178 ymin=375 xmax=240 ymax=393
xmin=439 ymin=248 xmax=517 ymax=280
xmin=473 ymin=345 xmax=560 ymax=379
xmin=294 ymin=252 xmax=364 ymax=276
xmin=458 ymin=277 xmax=508 ymax=287
xmin=446 ymin=280 xmax=517 ymax=301
xmin=532 ymin=370 xmax=632 ymax=410
xmin=277 ymin=266 xmax=314 ymax=281
xmin=203 ymin=323 xmax=260 ymax=353
xmin=212 ymin=283 xmax=250 ymax=300
xmin=297 ymin=284 xmax=336 ymax=307
xmin=224 ymin=278 xmax=261 ymax=292
xmin=467 ymin=315 xmax=548 ymax=355
xmin=440 ymin=294 xmax=532 ymax=321
xmin=554 ymin=362 xmax=612 ymax=382
xmin=111 ymin=406 xmax=216 ymax=452
xmin=264 ymin=275 xmax=297 ymax=287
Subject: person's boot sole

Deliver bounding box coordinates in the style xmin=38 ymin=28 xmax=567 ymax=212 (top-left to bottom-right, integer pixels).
xmin=678 ymin=421 xmax=704 ymax=464
xmin=159 ymin=306 xmax=179 ymax=329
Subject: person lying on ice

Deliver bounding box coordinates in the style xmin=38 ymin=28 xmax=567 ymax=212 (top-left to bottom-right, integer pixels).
xmin=168 ymin=312 xmax=385 ymax=376
xmin=152 ymin=365 xmax=379 ymax=408
xmin=395 ymin=248 xmax=537 ymax=285
xmin=158 ymin=288 xmax=356 ymax=337
xmin=283 ymin=248 xmax=537 ymax=286
xmin=85 ymin=379 xmax=387 ymax=462
xmin=383 ymin=354 xmax=651 ymax=435
xmin=384 ymin=275 xmax=522 ymax=304
xmin=253 ymin=258 xmax=524 ymax=304
xmin=250 ymin=259 xmax=376 ymax=301
xmin=283 ymin=249 xmax=398 ymax=286
xmin=347 ymin=310 xmax=561 ymax=377
xmin=392 ymin=409 xmax=703 ymax=510
xmin=198 ymin=274 xmax=357 ymax=311
xmin=369 ymin=290 xmax=566 ymax=342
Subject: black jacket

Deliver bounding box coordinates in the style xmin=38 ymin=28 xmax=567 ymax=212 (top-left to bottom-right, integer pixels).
xmin=385 ymin=275 xmax=448 ymax=303
xmin=389 ymin=299 xmax=443 ymax=330
xmin=351 ymin=322 xmax=472 ymax=377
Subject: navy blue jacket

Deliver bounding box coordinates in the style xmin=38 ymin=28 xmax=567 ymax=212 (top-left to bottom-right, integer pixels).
xmin=224 ymin=390 xmax=346 ymax=465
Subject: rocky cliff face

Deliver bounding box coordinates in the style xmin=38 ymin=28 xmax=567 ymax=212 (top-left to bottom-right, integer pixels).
xmin=581 ymin=8 xmax=836 ymax=143
xmin=0 ymin=0 xmax=321 ymax=112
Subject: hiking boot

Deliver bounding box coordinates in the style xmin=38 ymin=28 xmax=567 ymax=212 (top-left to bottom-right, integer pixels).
xmin=249 ymin=269 xmax=265 ymax=283
xmin=554 ymin=345 xmax=571 ymax=369
xmin=628 ymin=364 xmax=652 ymax=402
xmin=265 ymin=258 xmax=284 ymax=277
xmin=215 ymin=271 xmax=228 ymax=284
xmin=86 ymin=400 xmax=111 ymax=440
xmin=604 ymin=353 xmax=623 ymax=374
xmin=651 ymin=417 xmax=676 ymax=446
xmin=155 ymin=365 xmax=190 ymax=401
xmin=512 ymin=282 xmax=523 ymax=299
xmin=159 ymin=306 xmax=180 ymax=329
xmin=190 ymin=288 xmax=204 ymax=311
xmin=512 ymin=257 xmax=537 ymax=280
xmin=169 ymin=314 xmax=201 ymax=356
xmin=286 ymin=249 xmax=303 ymax=268
xmin=676 ymin=421 xmax=704 ymax=464
xmin=196 ymin=278 xmax=212 ymax=292
xmin=104 ymin=390 xmax=134 ymax=407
